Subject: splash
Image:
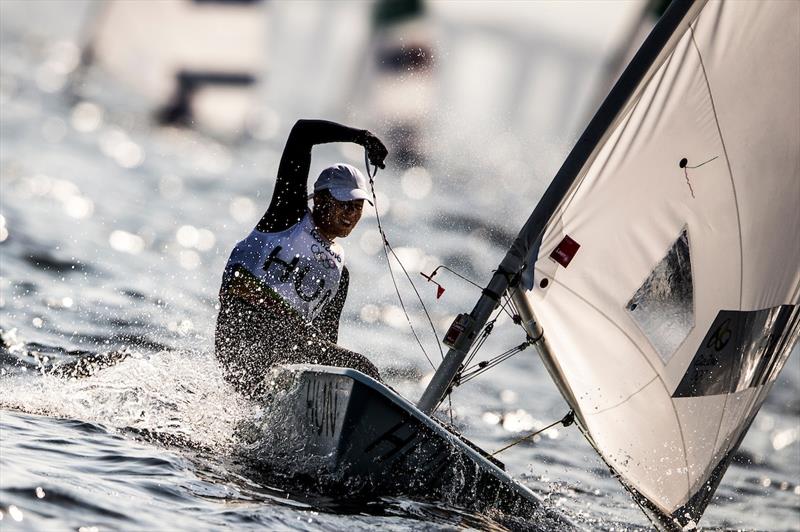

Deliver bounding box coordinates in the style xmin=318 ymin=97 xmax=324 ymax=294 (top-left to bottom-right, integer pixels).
xmin=0 ymin=349 xmax=256 ymax=454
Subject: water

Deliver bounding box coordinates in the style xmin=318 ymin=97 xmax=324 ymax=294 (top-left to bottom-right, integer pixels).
xmin=2 ymin=8 xmax=799 ymax=532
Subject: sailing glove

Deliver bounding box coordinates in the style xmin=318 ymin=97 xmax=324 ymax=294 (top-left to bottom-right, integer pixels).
xmin=360 ymin=130 xmax=388 ymax=169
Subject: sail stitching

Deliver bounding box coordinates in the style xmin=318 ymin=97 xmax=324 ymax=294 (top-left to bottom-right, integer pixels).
xmin=688 ymin=26 xmax=743 ymax=310
xmin=534 ymin=266 xmax=663 ymax=373
xmin=534 ymin=265 xmax=692 ymax=494
xmin=688 ymin=23 xmax=745 ymax=461
xmin=586 ymin=375 xmax=659 ymax=416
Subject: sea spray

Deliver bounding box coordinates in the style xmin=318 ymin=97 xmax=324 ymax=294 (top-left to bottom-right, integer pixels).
xmin=0 ymin=349 xmax=255 ymax=454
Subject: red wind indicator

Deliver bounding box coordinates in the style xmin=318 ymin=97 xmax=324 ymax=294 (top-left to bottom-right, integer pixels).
xmin=420 ymin=270 xmax=446 ymax=299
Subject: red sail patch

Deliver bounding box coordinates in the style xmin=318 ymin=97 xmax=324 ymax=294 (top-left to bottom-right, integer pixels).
xmin=550 ymin=235 xmax=580 ymax=268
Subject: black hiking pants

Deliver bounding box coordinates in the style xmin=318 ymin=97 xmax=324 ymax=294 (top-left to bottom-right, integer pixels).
xmin=215 ymin=294 xmax=381 ymax=399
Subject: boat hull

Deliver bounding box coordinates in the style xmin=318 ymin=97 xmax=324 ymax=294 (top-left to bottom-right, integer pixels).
xmin=243 ymin=364 xmax=572 ymax=527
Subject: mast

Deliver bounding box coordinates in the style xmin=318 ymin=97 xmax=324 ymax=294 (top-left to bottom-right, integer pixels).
xmin=418 ymin=0 xmax=701 ymax=414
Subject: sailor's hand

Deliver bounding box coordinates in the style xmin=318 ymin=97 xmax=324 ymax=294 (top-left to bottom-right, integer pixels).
xmin=361 ymin=131 xmax=388 ymax=169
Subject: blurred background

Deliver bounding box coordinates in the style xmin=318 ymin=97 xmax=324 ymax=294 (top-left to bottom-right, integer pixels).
xmin=0 ymin=0 xmax=662 ymax=361
xmin=3 ymin=2 xmax=798 ymax=530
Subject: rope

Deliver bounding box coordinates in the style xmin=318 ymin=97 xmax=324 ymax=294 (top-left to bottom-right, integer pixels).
xmin=458 ymin=339 xmax=532 ymax=385
xmin=491 ymin=411 xmax=575 ymax=456
xmin=363 ymin=153 xmax=444 ymax=371
xmin=455 ymin=293 xmax=528 ymax=386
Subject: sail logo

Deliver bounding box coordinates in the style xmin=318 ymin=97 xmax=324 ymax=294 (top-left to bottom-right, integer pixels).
xmin=672 ymin=305 xmax=798 ymax=398
xmin=549 ymin=235 xmax=580 ymax=268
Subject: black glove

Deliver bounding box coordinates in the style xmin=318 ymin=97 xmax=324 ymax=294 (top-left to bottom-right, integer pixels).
xmin=361 ymin=130 xmax=388 ymax=169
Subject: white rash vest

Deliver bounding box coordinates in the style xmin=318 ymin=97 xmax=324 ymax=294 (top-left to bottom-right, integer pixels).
xmin=224 ymin=212 xmax=345 ymax=322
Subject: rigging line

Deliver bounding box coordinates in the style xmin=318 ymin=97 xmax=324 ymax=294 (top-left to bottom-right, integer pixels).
xmin=458 ymin=296 xmax=522 ymax=385
xmin=460 ymin=334 xmax=535 ymax=384
xmin=463 ymin=343 xmax=525 ymax=376
xmin=495 ymin=292 xmax=516 ymax=321
xmin=447 ymin=394 xmax=454 ymax=426
xmin=385 ymin=243 xmax=444 ymax=359
xmin=685 ymin=155 xmax=718 ymax=169
xmin=463 ymin=318 xmax=495 ymax=369
xmin=503 ymin=292 xmax=522 ymax=323
xmin=463 ymin=294 xmax=517 ymax=370
xmin=429 ymin=265 xmax=483 ymax=290
xmin=491 ymin=411 xmax=575 ymax=456
xmin=459 ymin=344 xmax=530 ymax=385
xmin=364 ymin=154 xmax=436 ymax=370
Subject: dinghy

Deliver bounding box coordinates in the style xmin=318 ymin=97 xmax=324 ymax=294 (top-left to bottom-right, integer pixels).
xmin=256 ymin=0 xmax=799 ymax=528
xmin=247 ymin=365 xmax=572 ymax=528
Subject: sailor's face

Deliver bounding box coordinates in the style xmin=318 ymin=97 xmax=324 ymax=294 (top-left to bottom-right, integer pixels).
xmin=315 ymin=195 xmax=364 ymax=239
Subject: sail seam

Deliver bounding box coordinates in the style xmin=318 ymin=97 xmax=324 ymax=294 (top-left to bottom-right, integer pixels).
xmin=585 ymin=375 xmax=659 ymax=416
xmin=688 ymin=23 xmax=744 ymax=462
xmin=688 ymin=25 xmax=744 ymax=311
xmin=533 ymin=268 xmax=656 ymax=371
xmin=535 ymin=268 xmax=690 ymax=467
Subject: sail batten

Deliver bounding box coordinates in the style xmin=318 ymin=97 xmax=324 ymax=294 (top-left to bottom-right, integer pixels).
xmin=515 ymin=0 xmax=799 ymax=528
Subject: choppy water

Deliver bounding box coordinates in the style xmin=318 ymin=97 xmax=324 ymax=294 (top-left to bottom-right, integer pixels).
xmin=2 ymin=8 xmax=799 ymax=532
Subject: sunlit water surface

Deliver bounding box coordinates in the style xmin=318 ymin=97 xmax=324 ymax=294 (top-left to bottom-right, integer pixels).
xmin=1 ymin=16 xmax=799 ymax=532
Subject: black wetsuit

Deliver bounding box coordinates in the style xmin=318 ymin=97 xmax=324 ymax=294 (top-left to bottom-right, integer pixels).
xmin=215 ymin=119 xmax=381 ymax=398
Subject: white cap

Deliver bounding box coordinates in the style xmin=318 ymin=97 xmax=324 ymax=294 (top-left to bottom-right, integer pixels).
xmin=313 ymin=163 xmax=373 ymax=204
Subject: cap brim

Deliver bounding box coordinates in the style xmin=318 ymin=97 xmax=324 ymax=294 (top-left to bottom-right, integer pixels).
xmin=329 ymin=187 xmax=373 ymax=205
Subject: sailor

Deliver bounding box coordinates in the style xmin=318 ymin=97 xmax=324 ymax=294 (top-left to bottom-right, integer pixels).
xmin=215 ymin=119 xmax=388 ymax=398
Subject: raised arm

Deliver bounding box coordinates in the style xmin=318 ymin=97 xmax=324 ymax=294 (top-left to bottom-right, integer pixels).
xmin=256 ymin=119 xmax=386 ymax=233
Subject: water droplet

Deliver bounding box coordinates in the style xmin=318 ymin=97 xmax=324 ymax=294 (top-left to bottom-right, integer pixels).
xmin=229 ymin=196 xmax=256 ymax=223
xmin=500 ymin=389 xmax=518 ymax=404
xmin=196 ymin=229 xmax=216 ymax=251
xmin=8 ymin=505 xmax=22 ymax=522
xmin=401 ymin=167 xmax=432 ymax=199
xmin=179 ymin=250 xmax=201 ymax=270
xmin=109 ymin=230 xmax=145 ymax=254
xmin=70 ymin=102 xmax=103 ymax=133
xmin=176 ymin=225 xmax=199 ymax=248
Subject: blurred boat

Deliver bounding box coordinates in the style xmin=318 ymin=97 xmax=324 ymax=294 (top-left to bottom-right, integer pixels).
xmin=71 ymin=0 xmax=267 ymax=139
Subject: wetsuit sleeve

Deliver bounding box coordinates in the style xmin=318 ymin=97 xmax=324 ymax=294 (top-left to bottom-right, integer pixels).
xmin=256 ymin=119 xmax=367 ymax=233
xmin=314 ymin=267 xmax=349 ymax=343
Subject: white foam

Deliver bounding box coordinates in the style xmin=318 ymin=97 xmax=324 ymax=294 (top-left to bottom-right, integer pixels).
xmin=0 ymin=350 xmax=256 ymax=453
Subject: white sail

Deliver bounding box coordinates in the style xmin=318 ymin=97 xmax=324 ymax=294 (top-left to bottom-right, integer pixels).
xmin=523 ymin=0 xmax=799 ymax=526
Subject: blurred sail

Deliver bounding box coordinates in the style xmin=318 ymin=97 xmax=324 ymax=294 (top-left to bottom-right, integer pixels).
xmin=522 ymin=0 xmax=799 ymax=527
